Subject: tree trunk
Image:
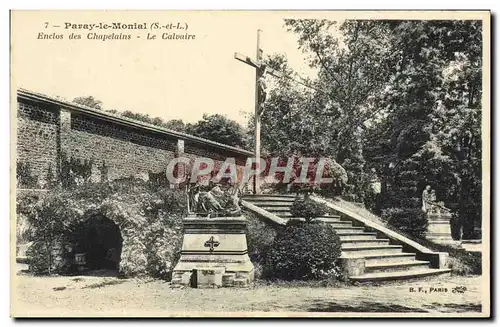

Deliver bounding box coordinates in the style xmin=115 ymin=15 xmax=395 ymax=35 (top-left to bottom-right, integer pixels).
xmin=47 ymin=240 xmax=52 ymax=275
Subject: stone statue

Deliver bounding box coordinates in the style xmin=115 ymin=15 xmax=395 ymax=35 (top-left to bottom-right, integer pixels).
xmin=429 ymin=190 xmax=438 ymax=214
xmin=187 ymin=183 xmax=242 ymax=217
xmin=422 ymin=186 xmax=449 ymax=215
xmin=421 ymin=185 xmax=432 ymax=213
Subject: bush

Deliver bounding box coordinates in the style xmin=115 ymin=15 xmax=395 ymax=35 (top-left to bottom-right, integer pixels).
xmin=447 ymin=254 xmax=482 ymax=275
xmin=290 ymin=198 xmax=328 ymax=222
xmin=262 ymin=221 xmax=342 ymax=281
xmin=246 ymin=212 xmax=277 ymax=264
xmin=381 ymin=207 xmax=428 ymax=239
xmin=16 ymin=191 xmax=42 ymax=243
xmin=26 ymin=236 xmax=73 ymax=274
xmin=419 ymin=239 xmax=482 ymax=276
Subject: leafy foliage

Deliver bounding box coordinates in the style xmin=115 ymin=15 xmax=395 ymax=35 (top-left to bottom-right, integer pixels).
xmin=262 ymin=221 xmax=342 ymax=281
xmin=255 ymin=19 xmax=482 ymax=239
xmin=381 ymin=208 xmax=428 ymax=240
xmin=187 ymin=113 xmax=249 ymax=149
xmin=59 ymin=153 xmax=94 ymax=188
xmin=417 ymin=238 xmax=482 ymax=275
xmin=290 ymin=197 xmax=328 ymax=222
xmin=163 ymin=119 xmax=188 ymax=132
xmin=16 ymin=161 xmax=39 ymax=189
xmin=73 ymin=96 xmax=103 ymax=109
xmin=245 ymin=212 xmax=277 ymax=266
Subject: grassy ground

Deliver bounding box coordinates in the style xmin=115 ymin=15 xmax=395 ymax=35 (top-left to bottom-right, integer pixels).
xmin=12 ymin=264 xmax=486 ymax=317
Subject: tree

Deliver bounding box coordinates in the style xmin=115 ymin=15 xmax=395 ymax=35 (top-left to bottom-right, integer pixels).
xmin=188 ymin=114 xmax=249 ymax=149
xmin=363 ymin=20 xmax=482 ymax=239
xmin=73 ymin=96 xmax=103 ymax=110
xmin=164 ymin=119 xmax=189 ymax=133
xmin=256 ymin=20 xmax=393 ymax=200
xmin=257 ymin=19 xmax=483 ymax=240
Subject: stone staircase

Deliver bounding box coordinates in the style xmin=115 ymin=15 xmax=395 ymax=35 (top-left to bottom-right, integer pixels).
xmin=241 ymin=194 xmax=451 ymax=282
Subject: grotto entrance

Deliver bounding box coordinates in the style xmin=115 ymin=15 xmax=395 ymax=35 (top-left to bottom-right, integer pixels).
xmin=70 ymin=215 xmax=123 ymax=276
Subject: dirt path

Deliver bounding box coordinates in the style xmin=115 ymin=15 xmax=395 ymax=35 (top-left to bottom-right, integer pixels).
xmin=11 ymin=271 xmax=484 ymax=317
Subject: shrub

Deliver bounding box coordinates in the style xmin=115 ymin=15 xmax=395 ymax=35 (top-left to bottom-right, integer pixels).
xmin=262 ymin=221 xmax=342 ymax=281
xmin=381 ymin=207 xmax=428 ymax=239
xmin=290 ymin=198 xmax=328 ymax=222
xmin=452 ymin=250 xmax=481 ymax=275
xmin=245 ymin=212 xmax=277 ymax=264
xmin=26 ymin=236 xmax=73 ymax=274
xmin=16 ymin=191 xmax=41 ymax=243
xmin=447 ymin=255 xmax=482 ymax=275
xmin=420 ymin=239 xmax=482 ymax=276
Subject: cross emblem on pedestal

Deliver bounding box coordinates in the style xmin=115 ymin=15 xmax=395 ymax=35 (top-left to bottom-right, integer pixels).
xmin=204 ymin=236 xmax=220 ymax=252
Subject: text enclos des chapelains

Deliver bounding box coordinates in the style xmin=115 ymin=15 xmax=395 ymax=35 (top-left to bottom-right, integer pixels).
xmin=36 ymin=22 xmax=197 ymax=41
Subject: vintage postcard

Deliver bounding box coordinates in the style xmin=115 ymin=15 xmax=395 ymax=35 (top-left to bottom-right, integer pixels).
xmin=10 ymin=10 xmax=490 ymax=318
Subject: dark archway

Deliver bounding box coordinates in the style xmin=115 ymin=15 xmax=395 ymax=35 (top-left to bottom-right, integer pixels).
xmin=70 ymin=215 xmax=123 ymax=274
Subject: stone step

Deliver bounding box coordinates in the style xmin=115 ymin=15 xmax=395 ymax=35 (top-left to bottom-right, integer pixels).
xmin=338 ymin=232 xmax=378 ymax=240
xmin=242 ymin=196 xmax=296 ymax=202
xmin=171 ymin=277 xmax=183 ymax=285
xmin=315 ymin=217 xmax=342 ymax=223
xmin=356 ymin=252 xmax=417 ymax=264
xmin=365 ymin=260 xmax=431 ymax=274
xmin=275 ymin=212 xmax=301 ymax=217
xmin=222 ymin=273 xmax=236 ymax=287
xmin=331 ymin=226 xmax=366 ymax=233
xmin=284 ymin=217 xmax=307 ymax=222
xmin=276 ymin=212 xmax=341 ymax=218
xmin=326 ymin=221 xmax=354 ymax=228
xmin=252 ymin=202 xmax=295 ymax=207
xmin=340 ymin=238 xmax=390 ymax=247
xmin=342 ymin=245 xmax=403 ymax=256
xmin=260 ymin=206 xmax=293 ymax=211
xmin=349 ymin=268 xmax=452 ymax=282
xmin=233 ymin=278 xmax=251 ymax=287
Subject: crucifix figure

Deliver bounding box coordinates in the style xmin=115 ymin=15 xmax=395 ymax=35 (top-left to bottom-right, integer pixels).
xmin=234 ymin=30 xmax=282 ymax=194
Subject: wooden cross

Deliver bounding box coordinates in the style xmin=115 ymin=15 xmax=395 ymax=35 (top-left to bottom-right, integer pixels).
xmin=204 ymin=236 xmax=220 ymax=252
xmin=234 ymin=30 xmax=282 ymax=194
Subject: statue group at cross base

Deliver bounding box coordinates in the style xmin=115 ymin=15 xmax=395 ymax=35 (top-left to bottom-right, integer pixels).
xmin=187 ymin=182 xmax=243 ymax=217
xmin=421 ymin=185 xmax=449 ymax=215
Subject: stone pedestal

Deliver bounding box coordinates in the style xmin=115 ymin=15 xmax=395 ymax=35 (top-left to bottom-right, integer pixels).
xmin=171 ymin=216 xmax=254 ymax=288
xmin=426 ymin=212 xmax=455 ymax=245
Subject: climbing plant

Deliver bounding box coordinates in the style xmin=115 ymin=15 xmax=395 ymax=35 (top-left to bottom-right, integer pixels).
xmin=25 ymin=179 xmax=187 ymax=278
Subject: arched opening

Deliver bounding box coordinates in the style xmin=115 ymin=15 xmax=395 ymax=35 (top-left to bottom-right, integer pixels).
xmin=70 ymin=215 xmax=123 ymax=275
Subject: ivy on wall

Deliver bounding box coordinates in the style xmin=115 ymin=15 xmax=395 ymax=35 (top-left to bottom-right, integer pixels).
xmin=16 ymin=161 xmax=39 ymax=189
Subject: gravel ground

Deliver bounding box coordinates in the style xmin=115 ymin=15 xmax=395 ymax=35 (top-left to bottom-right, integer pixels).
xmin=11 ymin=264 xmax=487 ymax=317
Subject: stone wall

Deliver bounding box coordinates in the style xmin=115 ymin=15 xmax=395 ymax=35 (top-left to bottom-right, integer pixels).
xmin=62 ymin=110 xmax=179 ymax=182
xmin=16 ymin=100 xmax=60 ymax=186
xmin=16 ymin=92 xmax=251 ymax=188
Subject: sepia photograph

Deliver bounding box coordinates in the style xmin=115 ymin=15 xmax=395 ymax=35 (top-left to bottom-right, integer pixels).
xmin=9 ymin=10 xmax=490 ymax=318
